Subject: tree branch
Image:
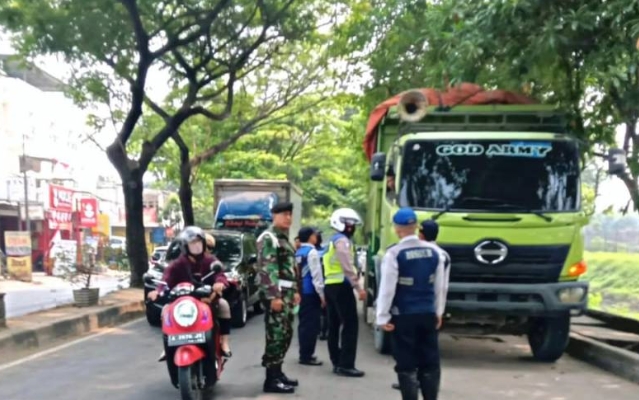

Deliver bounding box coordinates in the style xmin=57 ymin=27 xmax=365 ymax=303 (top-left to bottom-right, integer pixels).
xmin=190 ymin=71 xmax=237 ymax=121
xmin=151 ymin=0 xmax=232 ymax=58
xmin=116 ymin=0 xmax=154 ymax=146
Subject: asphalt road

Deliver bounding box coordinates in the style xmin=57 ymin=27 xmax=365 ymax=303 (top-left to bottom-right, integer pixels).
xmin=0 ymin=314 xmax=637 ymax=400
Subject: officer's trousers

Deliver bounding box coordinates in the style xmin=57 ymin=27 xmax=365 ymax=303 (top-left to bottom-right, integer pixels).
xmin=262 ymin=299 xmax=295 ymax=368
xmin=298 ymin=292 xmax=322 ymax=360
xmin=392 ymin=313 xmax=440 ymax=371
xmin=391 ymin=313 xmax=441 ymax=399
xmin=325 ymin=281 xmax=358 ymax=369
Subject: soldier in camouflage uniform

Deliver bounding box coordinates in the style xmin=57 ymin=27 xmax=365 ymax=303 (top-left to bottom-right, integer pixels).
xmin=256 ymin=201 xmax=301 ymax=394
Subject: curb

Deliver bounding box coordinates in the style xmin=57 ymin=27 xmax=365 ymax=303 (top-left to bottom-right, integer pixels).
xmin=0 ymin=299 xmax=145 ymax=356
xmin=566 ymin=332 xmax=639 ymax=384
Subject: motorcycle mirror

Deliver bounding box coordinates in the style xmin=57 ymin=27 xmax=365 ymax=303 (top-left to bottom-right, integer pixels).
xmin=210 ymin=261 xmax=224 ymax=273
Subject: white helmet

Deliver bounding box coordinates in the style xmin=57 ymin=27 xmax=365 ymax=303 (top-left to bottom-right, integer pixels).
xmin=330 ymin=208 xmax=362 ymax=232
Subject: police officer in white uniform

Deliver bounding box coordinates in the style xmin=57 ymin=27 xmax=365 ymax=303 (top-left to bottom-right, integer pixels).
xmin=376 ymin=208 xmax=449 ymax=400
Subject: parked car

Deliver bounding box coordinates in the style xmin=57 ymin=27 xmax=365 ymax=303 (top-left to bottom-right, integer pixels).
xmin=143 ymin=229 xmax=262 ymax=328
xmin=207 ymin=229 xmax=263 ymax=327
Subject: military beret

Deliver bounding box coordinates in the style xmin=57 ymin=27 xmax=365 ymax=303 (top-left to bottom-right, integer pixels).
xmin=420 ymin=219 xmax=439 ymax=240
xmin=393 ymin=207 xmax=417 ymax=226
xmin=271 ymin=201 xmax=293 ymax=214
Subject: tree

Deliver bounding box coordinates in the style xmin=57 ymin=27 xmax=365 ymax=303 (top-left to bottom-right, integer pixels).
xmin=147 ymin=95 xmax=369 ymax=227
xmin=340 ymin=0 xmax=639 ymax=211
xmin=0 ymin=0 xmax=328 ymax=285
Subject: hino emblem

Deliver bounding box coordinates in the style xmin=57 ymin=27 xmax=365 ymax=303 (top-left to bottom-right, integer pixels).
xmin=474 ymin=240 xmax=508 ymax=265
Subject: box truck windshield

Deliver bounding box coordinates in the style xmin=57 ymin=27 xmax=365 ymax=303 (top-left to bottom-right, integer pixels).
xmin=398 ymin=139 xmax=580 ymax=212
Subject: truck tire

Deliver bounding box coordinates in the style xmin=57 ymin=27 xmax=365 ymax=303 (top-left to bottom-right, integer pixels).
xmin=527 ymin=314 xmax=570 ymax=362
xmin=374 ymin=325 xmax=392 ymax=355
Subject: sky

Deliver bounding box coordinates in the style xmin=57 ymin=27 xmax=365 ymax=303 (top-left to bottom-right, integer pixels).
xmin=0 ymin=35 xmax=633 ymax=213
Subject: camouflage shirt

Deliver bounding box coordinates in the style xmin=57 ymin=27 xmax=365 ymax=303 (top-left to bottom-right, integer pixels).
xmin=256 ymin=226 xmax=297 ymax=300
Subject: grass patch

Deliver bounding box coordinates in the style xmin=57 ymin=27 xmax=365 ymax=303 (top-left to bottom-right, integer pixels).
xmin=584 ymin=251 xmax=639 ymax=320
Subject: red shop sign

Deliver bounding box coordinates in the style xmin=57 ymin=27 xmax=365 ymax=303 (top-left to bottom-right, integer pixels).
xmin=47 ymin=209 xmax=73 ymax=230
xmin=79 ymin=198 xmax=98 ymax=228
xmin=49 ymin=184 xmax=75 ymax=211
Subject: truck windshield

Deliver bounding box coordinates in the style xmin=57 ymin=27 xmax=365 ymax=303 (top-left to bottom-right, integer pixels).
xmin=213 ymin=235 xmax=242 ymax=266
xmin=399 ymin=139 xmax=580 ymax=212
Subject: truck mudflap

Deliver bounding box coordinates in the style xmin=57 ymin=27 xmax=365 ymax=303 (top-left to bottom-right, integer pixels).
xmin=445 ymin=281 xmax=588 ymax=317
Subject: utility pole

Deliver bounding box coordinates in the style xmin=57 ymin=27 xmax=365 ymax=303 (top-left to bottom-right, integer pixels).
xmin=21 ymin=130 xmax=30 ymax=233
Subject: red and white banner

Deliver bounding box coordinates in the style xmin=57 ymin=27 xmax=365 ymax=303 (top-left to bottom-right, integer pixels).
xmin=79 ymin=198 xmax=98 ymax=228
xmin=48 ymin=184 xmax=74 ymax=211
xmin=47 ymin=209 xmax=73 ymax=230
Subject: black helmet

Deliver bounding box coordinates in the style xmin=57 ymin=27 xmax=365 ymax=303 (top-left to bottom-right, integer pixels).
xmin=177 ymin=226 xmax=206 ymax=256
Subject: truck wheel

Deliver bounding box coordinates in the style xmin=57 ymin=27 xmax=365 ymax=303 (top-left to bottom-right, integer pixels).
xmin=231 ymin=295 xmax=248 ymax=328
xmin=374 ymin=325 xmax=391 ymax=355
xmin=527 ymin=314 xmax=570 ymax=362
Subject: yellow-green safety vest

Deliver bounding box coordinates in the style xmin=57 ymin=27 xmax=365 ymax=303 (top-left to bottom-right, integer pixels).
xmin=322 ymin=233 xmax=355 ymax=285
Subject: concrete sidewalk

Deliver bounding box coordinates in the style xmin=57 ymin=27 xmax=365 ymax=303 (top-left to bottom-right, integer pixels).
xmin=0 ymin=288 xmax=144 ymax=364
xmin=0 ymin=271 xmax=130 ymax=318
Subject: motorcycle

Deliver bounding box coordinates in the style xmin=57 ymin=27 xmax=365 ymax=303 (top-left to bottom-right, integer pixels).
xmin=154 ymin=264 xmax=228 ymax=400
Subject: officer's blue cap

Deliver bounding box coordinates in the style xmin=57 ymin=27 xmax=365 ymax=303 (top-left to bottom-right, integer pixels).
xmin=392 ymin=207 xmax=418 ymax=226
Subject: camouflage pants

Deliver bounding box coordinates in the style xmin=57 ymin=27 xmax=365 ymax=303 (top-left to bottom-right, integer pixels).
xmin=262 ymin=296 xmax=295 ymax=368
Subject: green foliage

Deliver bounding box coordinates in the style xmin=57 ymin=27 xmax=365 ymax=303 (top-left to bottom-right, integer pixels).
xmin=148 ymin=94 xmax=369 ymax=227
xmin=584 ymin=251 xmax=639 ymax=320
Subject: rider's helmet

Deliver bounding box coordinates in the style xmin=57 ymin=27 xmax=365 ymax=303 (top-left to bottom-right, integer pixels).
xmin=177 ymin=226 xmax=206 ymax=259
xmin=329 ymin=208 xmax=362 ymax=234
xmin=204 ymin=233 xmax=216 ymax=252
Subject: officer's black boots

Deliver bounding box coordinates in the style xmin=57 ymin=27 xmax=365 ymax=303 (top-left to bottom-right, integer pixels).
xmin=263 ymin=366 xmax=295 ymax=394
xmin=397 ymin=371 xmax=420 ymax=400
xmin=277 ymin=365 xmax=299 ymax=387
xmin=417 ymin=368 xmax=441 ymax=400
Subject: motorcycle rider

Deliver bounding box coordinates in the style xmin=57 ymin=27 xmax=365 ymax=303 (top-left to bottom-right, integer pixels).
xmin=148 ymin=227 xmax=233 ymax=376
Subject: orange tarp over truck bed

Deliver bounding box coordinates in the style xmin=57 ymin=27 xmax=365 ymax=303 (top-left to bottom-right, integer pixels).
xmin=362 ymin=83 xmax=538 ymax=161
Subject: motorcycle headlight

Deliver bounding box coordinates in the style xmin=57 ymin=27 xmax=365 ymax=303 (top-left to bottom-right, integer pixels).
xmin=172 ymin=300 xmax=199 ymax=327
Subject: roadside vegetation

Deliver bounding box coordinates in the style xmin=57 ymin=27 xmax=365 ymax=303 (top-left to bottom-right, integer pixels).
xmin=584 ymin=251 xmax=639 ymax=320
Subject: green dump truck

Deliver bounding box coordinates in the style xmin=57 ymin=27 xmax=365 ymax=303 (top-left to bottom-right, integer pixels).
xmin=362 ymin=89 xmax=612 ymax=362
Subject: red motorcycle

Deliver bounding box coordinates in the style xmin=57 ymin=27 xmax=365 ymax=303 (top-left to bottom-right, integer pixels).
xmin=157 ymin=274 xmax=227 ymax=400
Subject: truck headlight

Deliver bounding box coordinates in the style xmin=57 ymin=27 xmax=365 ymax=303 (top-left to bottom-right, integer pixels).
xmin=173 ymin=300 xmax=199 ymax=327
xmin=557 ymin=287 xmax=586 ymax=303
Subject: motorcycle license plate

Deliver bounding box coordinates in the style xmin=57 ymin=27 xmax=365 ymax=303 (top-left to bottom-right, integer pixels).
xmin=167 ymin=332 xmax=207 ymax=347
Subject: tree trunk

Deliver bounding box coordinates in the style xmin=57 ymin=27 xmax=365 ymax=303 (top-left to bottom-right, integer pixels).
xmin=122 ymin=174 xmax=148 ymax=287
xmin=173 ymin=134 xmax=195 ymax=225
xmin=179 ymin=161 xmax=195 ymax=226
xmin=106 ymin=143 xmax=148 ymax=288
xmin=619 ymin=173 xmax=639 ymax=213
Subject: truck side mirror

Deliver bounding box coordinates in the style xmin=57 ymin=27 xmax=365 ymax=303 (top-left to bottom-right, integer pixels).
xmin=608 ymin=148 xmax=627 ymax=176
xmin=370 ymin=152 xmax=386 ymax=181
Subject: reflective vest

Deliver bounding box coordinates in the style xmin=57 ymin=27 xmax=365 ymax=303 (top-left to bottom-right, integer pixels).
xmin=322 ymin=233 xmax=355 ymax=285
xmin=390 ymin=239 xmax=439 ymax=315
xmin=296 ymin=245 xmax=315 ymax=295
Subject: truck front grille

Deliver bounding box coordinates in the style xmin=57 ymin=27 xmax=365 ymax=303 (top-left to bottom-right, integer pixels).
xmin=440 ymin=243 xmax=570 ymax=284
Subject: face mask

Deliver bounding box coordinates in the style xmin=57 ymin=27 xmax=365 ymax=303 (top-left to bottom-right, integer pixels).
xmin=188 ymin=240 xmax=203 ymax=255
xmin=343 ymin=225 xmax=355 ymax=237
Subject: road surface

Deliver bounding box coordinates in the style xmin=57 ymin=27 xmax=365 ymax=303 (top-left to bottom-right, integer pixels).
xmin=0 ymin=315 xmax=637 ymax=400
